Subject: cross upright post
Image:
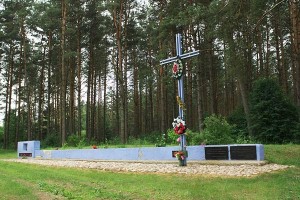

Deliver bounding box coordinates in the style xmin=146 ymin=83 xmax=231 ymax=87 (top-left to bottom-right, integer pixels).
xmin=160 ymin=33 xmax=199 ymax=166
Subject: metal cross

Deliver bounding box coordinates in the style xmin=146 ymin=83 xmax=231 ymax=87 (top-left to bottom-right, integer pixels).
xmin=160 ymin=33 xmax=199 ymax=166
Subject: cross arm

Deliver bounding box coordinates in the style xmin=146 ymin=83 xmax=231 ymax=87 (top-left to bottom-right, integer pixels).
xmin=160 ymin=50 xmax=200 ymax=66
xmin=180 ymin=50 xmax=200 ymax=60
xmin=160 ymin=56 xmax=178 ymax=65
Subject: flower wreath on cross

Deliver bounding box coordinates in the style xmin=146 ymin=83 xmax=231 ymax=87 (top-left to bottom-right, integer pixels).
xmin=172 ymin=117 xmax=187 ymax=135
xmin=172 ymin=59 xmax=183 ymax=79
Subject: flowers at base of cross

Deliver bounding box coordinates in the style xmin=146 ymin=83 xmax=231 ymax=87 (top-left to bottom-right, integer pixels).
xmin=172 ymin=117 xmax=187 ymax=135
xmin=175 ymin=151 xmax=187 ymax=161
xmin=172 ymin=59 xmax=183 ymax=79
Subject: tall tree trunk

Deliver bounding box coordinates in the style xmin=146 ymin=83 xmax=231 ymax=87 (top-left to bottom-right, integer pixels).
xmin=113 ymin=0 xmax=128 ymax=143
xmin=76 ymin=0 xmax=83 ymax=138
xmin=92 ymin=67 xmax=97 ymax=140
xmin=160 ymin=67 xmax=166 ymax=133
xmin=114 ymin=51 xmax=120 ymax=137
xmin=60 ymin=0 xmax=67 ymax=145
xmin=103 ymin=45 xmax=108 ymax=141
xmin=289 ymin=0 xmax=300 ymax=106
xmin=86 ymin=46 xmax=94 ymax=142
xmin=185 ymin=30 xmax=194 ymax=129
xmin=237 ymin=78 xmax=253 ymax=137
xmin=77 ymin=50 xmax=82 ymax=138
xmin=197 ymin=66 xmax=204 ymax=132
xmin=24 ymin=47 xmax=31 ymax=140
xmin=208 ymin=40 xmax=217 ymax=114
xmin=4 ymin=45 xmax=14 ymax=149
xmin=265 ymin=23 xmax=271 ymax=77
xmin=16 ymin=18 xmax=26 ymax=146
xmin=69 ymin=57 xmax=75 ymax=136
xmin=38 ymin=45 xmax=46 ymax=140
xmin=133 ymin=50 xmax=140 ymax=137
xmin=273 ymin=13 xmax=288 ymax=93
xmin=47 ymin=31 xmax=53 ymax=137
xmin=257 ymin=28 xmax=264 ymax=76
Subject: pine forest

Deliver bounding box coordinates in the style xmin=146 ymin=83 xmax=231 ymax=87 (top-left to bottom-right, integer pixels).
xmin=0 ymin=0 xmax=300 ymax=148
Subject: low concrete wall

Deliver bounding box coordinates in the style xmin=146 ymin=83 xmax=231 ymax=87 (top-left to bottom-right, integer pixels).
xmin=17 ymin=141 xmax=264 ymax=161
xmin=38 ymin=146 xmax=205 ymax=161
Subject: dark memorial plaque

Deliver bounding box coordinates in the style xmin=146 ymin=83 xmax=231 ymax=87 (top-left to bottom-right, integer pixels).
xmin=230 ymin=146 xmax=257 ymax=160
xmin=205 ymin=146 xmax=228 ymax=160
xmin=19 ymin=153 xmax=32 ymax=157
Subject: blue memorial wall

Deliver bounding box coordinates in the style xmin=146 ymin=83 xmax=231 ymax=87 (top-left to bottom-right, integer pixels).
xmin=17 ymin=141 xmax=264 ymax=161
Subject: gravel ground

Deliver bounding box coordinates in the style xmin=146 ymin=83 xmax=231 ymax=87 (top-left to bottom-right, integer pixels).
xmin=2 ymin=159 xmax=291 ymax=177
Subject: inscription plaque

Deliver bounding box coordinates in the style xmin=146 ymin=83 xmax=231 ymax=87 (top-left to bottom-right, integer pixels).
xmin=205 ymin=147 xmax=228 ymax=160
xmin=230 ymin=146 xmax=257 ymax=160
xmin=19 ymin=153 xmax=32 ymax=157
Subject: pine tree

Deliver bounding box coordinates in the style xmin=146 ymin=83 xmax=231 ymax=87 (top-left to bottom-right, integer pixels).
xmin=250 ymin=78 xmax=299 ymax=143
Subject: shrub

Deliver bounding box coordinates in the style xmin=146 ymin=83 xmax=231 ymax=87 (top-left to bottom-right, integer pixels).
xmin=67 ymin=135 xmax=81 ymax=147
xmin=142 ymin=131 xmax=163 ymax=144
xmin=188 ymin=131 xmax=205 ymax=145
xmin=166 ymin=128 xmax=179 ymax=144
xmin=155 ymin=133 xmax=166 ymax=147
xmin=201 ymin=114 xmax=234 ymax=145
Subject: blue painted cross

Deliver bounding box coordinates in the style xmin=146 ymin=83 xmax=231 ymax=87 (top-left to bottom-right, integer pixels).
xmin=160 ymin=33 xmax=199 ymax=166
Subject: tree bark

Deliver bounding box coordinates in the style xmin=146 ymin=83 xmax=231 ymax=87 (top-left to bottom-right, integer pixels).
xmin=133 ymin=50 xmax=140 ymax=137
xmin=238 ymin=78 xmax=253 ymax=137
xmin=38 ymin=45 xmax=46 ymax=140
xmin=4 ymin=44 xmax=14 ymax=149
xmin=289 ymin=0 xmax=300 ymax=106
xmin=60 ymin=0 xmax=67 ymax=145
xmin=76 ymin=19 xmax=82 ymax=138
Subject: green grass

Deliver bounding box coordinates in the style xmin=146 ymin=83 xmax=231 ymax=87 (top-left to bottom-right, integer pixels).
xmin=264 ymin=144 xmax=300 ymax=166
xmin=0 ymin=149 xmax=16 ymax=159
xmin=0 ymin=145 xmax=299 ymax=200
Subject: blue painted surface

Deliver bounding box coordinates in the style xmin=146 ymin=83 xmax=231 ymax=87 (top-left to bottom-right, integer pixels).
xmin=38 ymin=146 xmax=206 ymax=161
xmin=17 ymin=141 xmax=40 ymax=158
xmin=17 ymin=141 xmax=264 ymax=161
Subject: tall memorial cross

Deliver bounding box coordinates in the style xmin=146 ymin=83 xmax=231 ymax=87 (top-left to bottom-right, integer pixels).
xmin=160 ymin=33 xmax=199 ymax=166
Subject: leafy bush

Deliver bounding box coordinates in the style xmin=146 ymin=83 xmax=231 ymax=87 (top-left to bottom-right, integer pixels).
xmin=155 ymin=133 xmax=166 ymax=147
xmin=67 ymin=135 xmax=81 ymax=147
xmin=188 ymin=130 xmax=205 ymax=145
xmin=235 ymin=134 xmax=256 ymax=144
xmin=201 ymin=114 xmax=235 ymax=145
xmin=142 ymin=131 xmax=163 ymax=144
xmin=62 ymin=134 xmax=88 ymax=148
xmin=166 ymin=128 xmax=178 ymax=144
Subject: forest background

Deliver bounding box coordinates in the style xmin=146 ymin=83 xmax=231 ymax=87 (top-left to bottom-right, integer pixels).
xmin=0 ymin=0 xmax=299 ymax=149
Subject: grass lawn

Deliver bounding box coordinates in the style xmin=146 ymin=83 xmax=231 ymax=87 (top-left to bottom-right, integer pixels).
xmin=0 ymin=145 xmax=299 ymax=200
